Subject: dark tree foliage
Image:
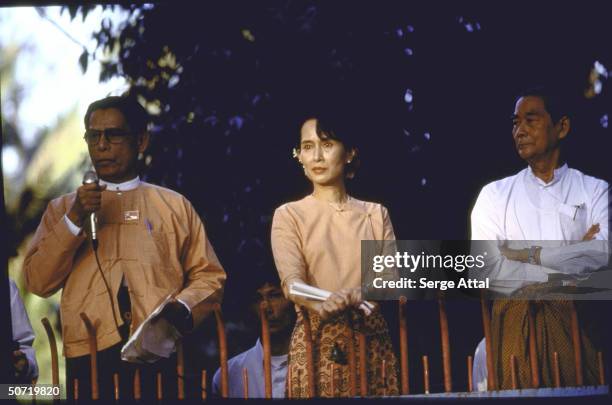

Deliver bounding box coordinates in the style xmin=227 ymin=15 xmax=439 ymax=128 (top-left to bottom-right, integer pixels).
xmin=65 ymin=1 xmax=611 ymax=394
xmin=85 ymin=1 xmax=430 ymax=308
xmin=81 ymin=0 xmax=612 ymax=293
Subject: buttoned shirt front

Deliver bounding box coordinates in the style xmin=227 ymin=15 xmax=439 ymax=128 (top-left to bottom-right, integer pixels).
xmin=470 ymin=164 xmax=609 ymax=293
xmin=24 ymin=180 xmax=225 ymax=357
xmin=470 ymin=164 xmax=609 ymax=390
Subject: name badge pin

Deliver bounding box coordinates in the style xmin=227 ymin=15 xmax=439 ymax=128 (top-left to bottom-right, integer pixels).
xmin=124 ymin=210 xmax=140 ymax=222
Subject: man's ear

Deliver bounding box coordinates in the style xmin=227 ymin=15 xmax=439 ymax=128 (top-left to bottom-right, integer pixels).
xmin=557 ymin=116 xmax=570 ymax=140
xmin=137 ymin=131 xmax=150 ymax=153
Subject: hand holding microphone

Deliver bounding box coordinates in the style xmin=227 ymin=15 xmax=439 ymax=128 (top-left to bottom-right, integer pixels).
xmin=67 ymin=171 xmax=107 ymax=241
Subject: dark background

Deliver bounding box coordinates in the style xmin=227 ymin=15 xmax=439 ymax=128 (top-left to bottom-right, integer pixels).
xmin=3 ymin=0 xmax=612 ymax=395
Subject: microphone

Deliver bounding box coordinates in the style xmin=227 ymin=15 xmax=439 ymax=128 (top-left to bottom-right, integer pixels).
xmin=83 ymin=170 xmax=121 ymax=338
xmin=82 ymin=170 xmax=99 ymax=250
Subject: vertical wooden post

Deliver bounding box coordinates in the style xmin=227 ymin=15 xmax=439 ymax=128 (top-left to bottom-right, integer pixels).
xmin=399 ymin=297 xmax=409 ymax=394
xmin=133 ymin=369 xmax=141 ymax=401
xmin=480 ymin=292 xmax=496 ymax=390
xmin=422 ymin=355 xmax=430 ymax=394
xmin=79 ymin=313 xmax=99 ymax=400
xmin=438 ymin=295 xmax=452 ymax=392
xmin=569 ymin=302 xmax=583 ymax=386
xmin=177 ymin=342 xmax=185 ymax=400
xmin=527 ymin=303 xmax=540 ymax=388
xmin=41 ymin=318 xmax=59 ymax=399
xmin=242 ymin=368 xmax=249 ymax=399
xmin=201 ymin=370 xmax=207 ymax=400
xmin=467 ymin=356 xmax=473 ymax=392
xmin=156 ymin=372 xmax=163 ymax=400
xmin=510 ymin=355 xmax=518 ymax=389
xmin=358 ymin=330 xmax=367 ymax=397
xmin=346 ymin=315 xmax=357 ymax=397
xmin=330 ymin=363 xmax=336 ymax=397
xmin=73 ymin=378 xmax=79 ymax=401
xmin=113 ymin=373 xmax=119 ymax=400
xmin=300 ymin=308 xmax=316 ymax=397
xmin=259 ymin=302 xmax=273 ymax=399
xmin=213 ymin=304 xmax=229 ymax=398
xmin=553 ymin=352 xmax=561 ymax=388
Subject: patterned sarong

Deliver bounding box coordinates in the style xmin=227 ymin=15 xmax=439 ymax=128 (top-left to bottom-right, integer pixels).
xmin=287 ymin=308 xmax=399 ymax=397
xmin=491 ymin=300 xmax=599 ymax=389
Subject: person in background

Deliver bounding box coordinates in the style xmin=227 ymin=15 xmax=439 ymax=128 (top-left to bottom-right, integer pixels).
xmin=10 ymin=278 xmax=39 ymax=383
xmin=212 ymin=279 xmax=296 ymax=398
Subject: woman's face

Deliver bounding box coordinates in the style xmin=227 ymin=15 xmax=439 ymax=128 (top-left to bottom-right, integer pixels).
xmin=299 ymin=118 xmax=352 ymax=186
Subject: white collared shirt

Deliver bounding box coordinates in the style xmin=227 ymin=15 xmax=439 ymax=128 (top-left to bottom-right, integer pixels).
xmin=470 ymin=164 xmax=609 ymax=292
xmin=470 ymin=165 xmax=609 ymax=391
xmin=212 ymin=338 xmax=288 ymax=398
xmin=99 ymin=176 xmax=141 ymax=192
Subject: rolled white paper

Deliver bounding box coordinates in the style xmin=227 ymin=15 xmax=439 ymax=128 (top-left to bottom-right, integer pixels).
xmin=289 ymin=282 xmax=373 ymax=316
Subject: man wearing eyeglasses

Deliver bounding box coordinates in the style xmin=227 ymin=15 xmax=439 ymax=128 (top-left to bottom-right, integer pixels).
xmin=23 ymin=95 xmax=226 ymax=399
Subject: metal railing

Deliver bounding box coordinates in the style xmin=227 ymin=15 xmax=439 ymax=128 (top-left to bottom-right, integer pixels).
xmin=36 ymin=296 xmax=607 ymax=400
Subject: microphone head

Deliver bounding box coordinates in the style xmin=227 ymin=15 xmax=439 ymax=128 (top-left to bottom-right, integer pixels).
xmin=83 ymin=170 xmax=99 ymax=185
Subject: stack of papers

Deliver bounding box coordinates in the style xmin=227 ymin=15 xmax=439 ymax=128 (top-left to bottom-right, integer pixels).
xmin=289 ymin=282 xmax=374 ymax=316
xmin=121 ymin=295 xmax=182 ymax=364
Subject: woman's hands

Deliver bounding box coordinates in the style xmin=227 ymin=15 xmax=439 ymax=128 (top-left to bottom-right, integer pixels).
xmin=317 ymin=288 xmax=362 ymax=320
xmin=285 ymin=280 xmax=372 ymax=320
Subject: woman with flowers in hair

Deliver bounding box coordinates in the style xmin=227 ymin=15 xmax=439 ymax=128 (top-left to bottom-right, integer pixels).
xmin=271 ymin=109 xmax=399 ymax=397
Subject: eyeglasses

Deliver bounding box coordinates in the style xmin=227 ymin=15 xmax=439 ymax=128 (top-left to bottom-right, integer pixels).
xmin=83 ymin=129 xmax=132 ymax=145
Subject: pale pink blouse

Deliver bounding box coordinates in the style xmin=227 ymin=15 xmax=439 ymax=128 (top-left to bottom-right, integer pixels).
xmin=271 ymin=195 xmax=395 ymax=295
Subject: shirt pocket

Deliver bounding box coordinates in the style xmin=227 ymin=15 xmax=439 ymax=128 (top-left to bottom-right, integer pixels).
xmin=558 ymin=202 xmax=587 ymax=242
xmin=141 ymin=229 xmax=175 ymax=267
